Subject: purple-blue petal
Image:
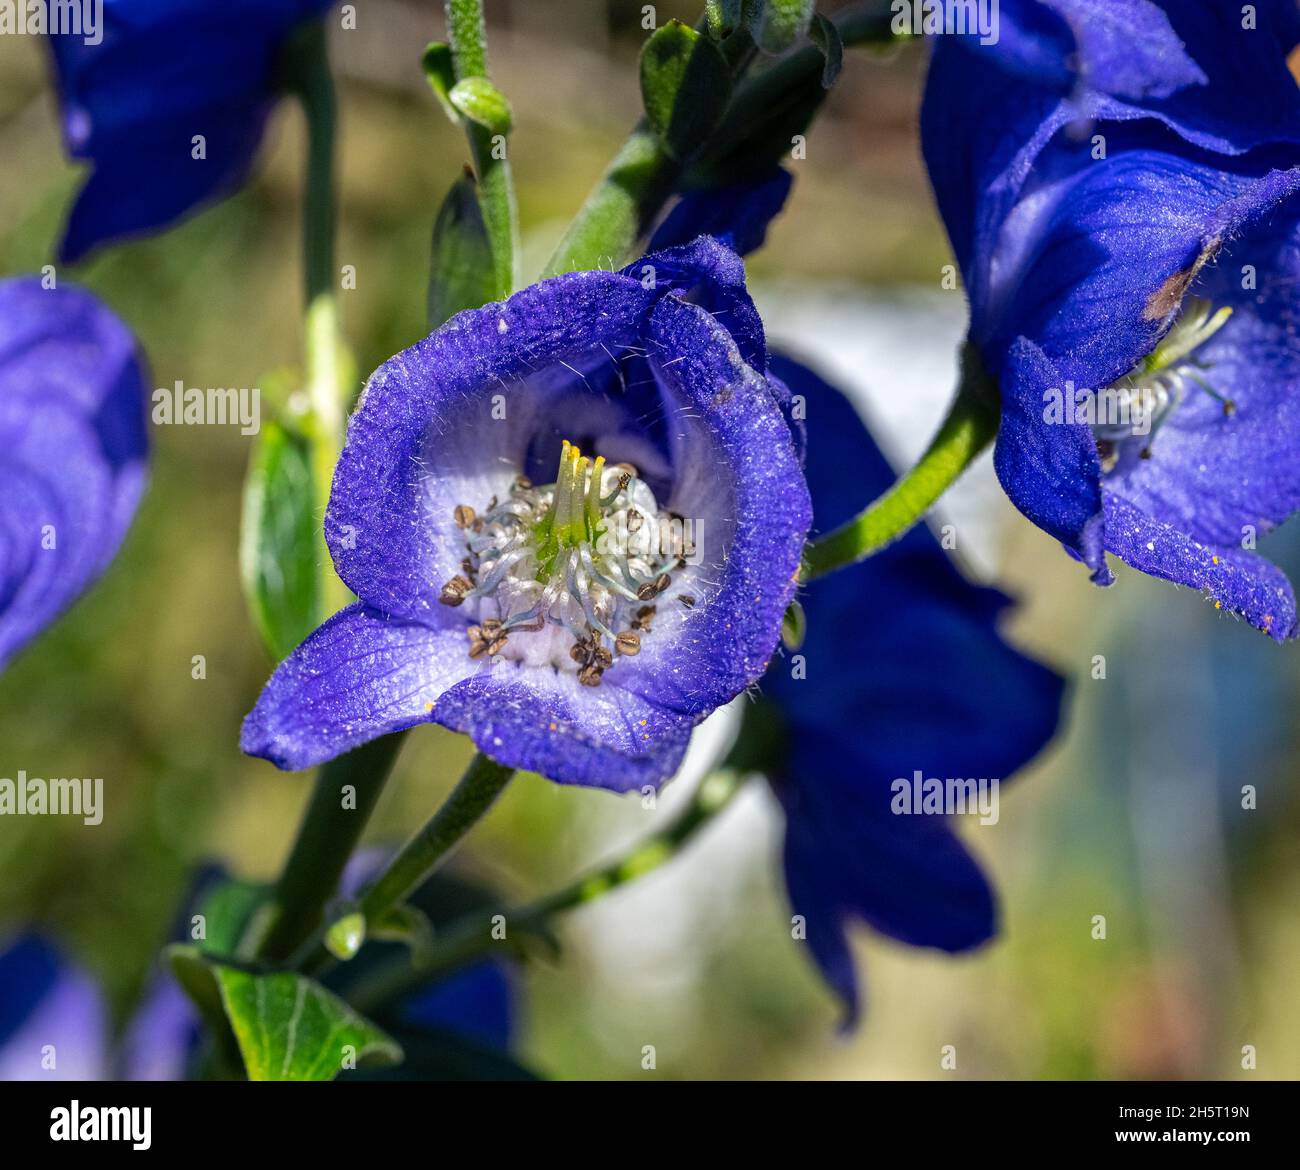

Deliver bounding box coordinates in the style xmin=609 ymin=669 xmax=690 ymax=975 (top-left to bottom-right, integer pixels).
xmin=0 ymin=278 xmax=148 ymax=671
xmin=0 ymin=935 xmax=109 ymax=1081
xmin=648 ymin=168 xmax=794 ymax=258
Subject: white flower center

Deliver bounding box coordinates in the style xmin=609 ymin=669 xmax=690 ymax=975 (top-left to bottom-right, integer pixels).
xmin=439 ymin=441 xmax=695 ymax=685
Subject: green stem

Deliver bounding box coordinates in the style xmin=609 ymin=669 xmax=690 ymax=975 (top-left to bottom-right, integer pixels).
xmin=350 ymin=769 xmax=748 ymax=1013
xmin=284 ymin=19 xmax=351 ymax=618
xmin=446 ymin=0 xmax=518 ymax=297
xmin=543 ymin=124 xmax=680 ymax=277
xmin=295 ymin=752 xmax=514 ymax=973
xmin=802 ymin=344 xmax=1000 ymax=580
xmin=254 ymin=733 xmax=407 ymax=962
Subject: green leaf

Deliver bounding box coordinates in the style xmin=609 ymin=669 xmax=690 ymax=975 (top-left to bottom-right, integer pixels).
xmin=448 ymin=77 xmax=514 ymax=136
xmin=422 ymin=41 xmax=458 ymax=122
xmin=214 ymin=962 xmax=401 ymax=1081
xmin=194 ymin=878 xmax=269 ymax=957
xmin=639 ymin=20 xmax=732 ymax=162
xmin=781 ymin=598 xmax=806 ymax=651
xmin=239 ymin=419 xmax=321 ymax=663
xmin=428 ymin=171 xmax=500 ymax=329
xmin=752 ymin=0 xmax=816 ymax=53
xmin=809 ymin=13 xmax=843 ymax=87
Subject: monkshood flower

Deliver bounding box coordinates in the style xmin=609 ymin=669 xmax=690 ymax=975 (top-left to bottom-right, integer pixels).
xmin=0 ymin=277 xmax=149 ymax=673
xmin=242 ymin=238 xmax=811 ymax=790
xmin=762 ymin=356 xmax=1064 ymax=1023
xmin=47 ymin=0 xmax=336 ymax=262
xmin=922 ymin=0 xmax=1300 ymax=640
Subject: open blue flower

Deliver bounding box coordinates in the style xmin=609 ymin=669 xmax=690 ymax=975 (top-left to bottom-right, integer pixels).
xmin=762 ymin=356 xmax=1064 ymax=1024
xmin=47 ymin=0 xmax=335 ymax=262
xmin=0 ymin=277 xmax=149 ymax=673
xmin=242 ymin=239 xmax=812 ymax=790
xmin=922 ymin=0 xmax=1300 ymax=640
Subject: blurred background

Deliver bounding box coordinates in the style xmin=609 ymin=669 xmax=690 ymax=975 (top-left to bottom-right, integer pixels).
xmin=2 ymin=0 xmax=1299 ymax=1080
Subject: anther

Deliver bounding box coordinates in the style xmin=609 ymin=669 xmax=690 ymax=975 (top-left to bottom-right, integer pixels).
xmin=440 ymin=575 xmax=472 ymax=606
xmin=453 ymin=504 xmax=476 ymax=529
xmin=615 ymin=631 xmax=641 ymax=656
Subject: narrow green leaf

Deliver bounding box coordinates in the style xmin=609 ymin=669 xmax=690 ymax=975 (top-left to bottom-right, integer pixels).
xmin=781 ymin=598 xmax=806 ymax=651
xmin=428 ymin=170 xmax=500 ymax=329
xmin=422 ymin=41 xmax=458 ymax=122
xmin=448 ymin=76 xmax=514 ymax=135
xmin=213 ymin=964 xmax=402 ymax=1081
xmin=752 ymin=0 xmax=816 ymax=53
xmin=239 ymin=419 xmax=321 ymax=663
xmin=639 ymin=20 xmax=732 ymax=162
xmin=809 ymin=13 xmax=843 ymax=87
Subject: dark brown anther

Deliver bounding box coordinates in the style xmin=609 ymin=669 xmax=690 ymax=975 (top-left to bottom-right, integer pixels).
xmin=486 ymin=634 xmax=509 ymax=656
xmin=461 ymin=557 xmax=476 ymax=579
xmin=633 ymin=604 xmax=656 ymax=631
xmin=578 ymin=664 xmax=603 ymax=687
xmin=514 ymin=474 xmax=533 ymax=491
xmin=636 ymin=581 xmax=658 ymax=601
xmin=653 ymin=572 xmax=671 ymax=594
xmin=440 ymin=575 xmax=472 ymax=606
xmin=615 ymin=631 xmax=641 ymax=656
xmin=1223 ymin=400 xmax=1237 ymax=417
xmin=481 ymin=618 xmax=502 ymax=633
xmin=570 ymin=643 xmax=590 ymax=665
xmin=615 ymin=472 xmax=632 ymax=494
xmin=678 ymin=594 xmax=696 ymax=609
xmin=467 ymin=626 xmax=489 ymax=658
xmin=593 ymin=645 xmax=613 ymax=669
xmin=453 ymin=504 xmax=476 ymax=529
xmin=1140 ymin=446 xmax=1153 ymax=460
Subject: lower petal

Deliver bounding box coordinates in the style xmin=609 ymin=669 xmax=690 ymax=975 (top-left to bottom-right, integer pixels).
xmin=1103 ymin=492 xmax=1297 ymax=641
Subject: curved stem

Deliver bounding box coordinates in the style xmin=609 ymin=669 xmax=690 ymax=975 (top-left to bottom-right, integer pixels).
xmin=802 ymin=344 xmax=1000 ymax=580
xmin=254 ymin=733 xmax=407 ymax=961
xmin=350 ymin=769 xmax=748 ymax=1013
xmin=294 ymin=752 xmax=514 ymax=974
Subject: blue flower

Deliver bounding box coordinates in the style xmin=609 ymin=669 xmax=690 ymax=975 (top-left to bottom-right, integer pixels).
xmin=47 ymin=0 xmax=336 ymax=262
xmin=0 ymin=277 xmax=149 ymax=673
xmin=242 ymin=239 xmax=812 ymax=790
xmin=762 ymin=356 xmax=1064 ymax=1024
xmin=922 ymin=0 xmax=1300 ymax=639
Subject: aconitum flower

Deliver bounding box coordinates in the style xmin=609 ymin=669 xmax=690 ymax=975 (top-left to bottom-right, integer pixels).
xmin=47 ymin=0 xmax=336 ymax=262
xmin=242 ymin=239 xmax=811 ymax=789
xmin=761 ymin=356 xmax=1064 ymax=1023
xmin=923 ymin=0 xmax=1300 ymax=639
xmin=0 ymin=277 xmax=149 ymax=673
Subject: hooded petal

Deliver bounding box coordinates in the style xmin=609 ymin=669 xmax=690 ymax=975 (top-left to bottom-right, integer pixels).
xmin=648 ymin=167 xmax=794 ymax=258
xmin=0 ymin=935 xmax=109 ymax=1081
xmin=0 ymin=278 xmax=149 ymax=671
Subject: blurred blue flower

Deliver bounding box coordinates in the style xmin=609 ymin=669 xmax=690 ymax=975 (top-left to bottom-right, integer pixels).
xmin=0 ymin=276 xmax=149 ymax=673
xmin=762 ymin=356 xmax=1065 ymax=1024
xmin=923 ymin=0 xmax=1300 ymax=640
xmin=242 ymin=239 xmax=811 ymax=790
xmin=47 ymin=0 xmax=336 ymax=262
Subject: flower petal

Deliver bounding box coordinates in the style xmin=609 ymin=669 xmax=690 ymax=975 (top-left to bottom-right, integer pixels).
xmin=609 ymin=297 xmax=810 ymax=720
xmin=1103 ymin=492 xmax=1297 ymax=641
xmin=0 ymin=935 xmax=109 ymax=1081
xmin=325 ymin=271 xmax=658 ymax=622
xmin=648 ymin=167 xmax=794 ymax=257
xmin=0 ymin=279 xmax=149 ymax=671
xmin=241 ymin=604 xmax=479 ymax=771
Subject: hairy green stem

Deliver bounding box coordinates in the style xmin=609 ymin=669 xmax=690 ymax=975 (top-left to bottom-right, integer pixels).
xmin=254 ymin=733 xmax=408 ymax=962
xmin=803 ymin=344 xmax=1000 ymax=579
xmin=294 ymin=752 xmax=514 ymax=974
xmin=350 ymin=769 xmax=748 ymax=1012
